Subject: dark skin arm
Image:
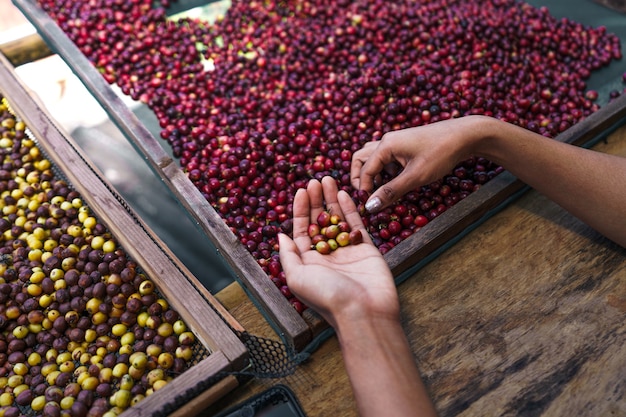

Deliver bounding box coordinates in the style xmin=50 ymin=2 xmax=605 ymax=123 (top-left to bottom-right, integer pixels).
xmin=279 ymin=177 xmax=438 ymax=417
xmin=351 ymin=115 xmax=626 ymax=248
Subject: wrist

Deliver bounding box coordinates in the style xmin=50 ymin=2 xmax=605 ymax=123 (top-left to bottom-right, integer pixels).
xmin=333 ymin=306 xmax=403 ymax=341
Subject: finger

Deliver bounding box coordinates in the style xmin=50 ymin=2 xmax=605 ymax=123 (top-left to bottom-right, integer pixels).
xmin=350 ymin=141 xmax=378 ymax=190
xmin=364 ymin=174 xmax=414 ymax=214
xmin=278 ymin=233 xmax=303 ymax=280
xmin=306 ymin=179 xmax=325 ymax=226
xmin=358 ymin=143 xmax=400 ymax=194
xmin=337 ymin=190 xmax=374 ymax=245
xmin=291 ymin=188 xmax=314 ymax=253
xmin=321 ymin=176 xmax=342 ymax=219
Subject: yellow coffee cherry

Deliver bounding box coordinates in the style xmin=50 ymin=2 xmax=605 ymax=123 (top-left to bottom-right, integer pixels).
xmin=99 ymin=367 xmax=113 ymax=383
xmin=85 ymin=329 xmax=97 ymax=343
xmin=131 ymin=394 xmax=145 ymax=406
xmin=111 ymin=389 xmax=131 ymax=408
xmin=27 ymin=323 xmax=42 ymax=333
xmin=156 ymin=298 xmax=169 ymax=310
xmin=176 ymin=346 xmax=193 ymax=361
xmin=50 ymin=268 xmax=64 ymax=281
xmin=12 ymin=363 xmax=28 ymax=376
xmin=29 ymin=269 xmax=45 ymax=283
xmin=59 ymin=361 xmax=75 ymax=374
xmin=90 ymin=355 xmax=103 ymax=365
xmin=41 ymin=316 xmax=53 ymax=329
xmin=96 ymin=346 xmax=107 ymax=358
xmin=60 ymin=396 xmax=74 ymax=410
xmin=90 ymin=235 xmax=105 ymax=250
xmin=157 ymin=353 xmax=174 ymax=369
xmin=13 ymin=384 xmax=30 ymax=397
xmin=130 ymin=352 xmax=148 ymax=370
xmin=112 ymin=363 xmax=128 ymax=378
xmin=146 ymin=369 xmax=165 ymax=387
xmin=31 ymin=395 xmax=46 ymax=412
xmin=82 ymin=216 xmax=97 ymax=230
xmin=173 ymin=320 xmax=187 ymax=335
xmin=27 ymin=352 xmax=42 ymax=367
xmin=85 ymin=298 xmax=102 ymax=315
xmin=153 ymin=379 xmax=168 ymax=391
xmin=36 ymin=159 xmax=51 ymax=171
xmin=42 ymin=357 xmax=58 ymax=370
xmin=46 ymin=370 xmax=61 ymax=385
xmin=120 ymin=332 xmax=135 ymax=346
xmin=91 ymin=312 xmax=107 ymax=325
xmin=40 ymin=251 xmax=52 ymax=264
xmin=81 ymin=376 xmax=99 ymax=391
xmin=111 ymin=323 xmax=127 ymax=337
xmin=0 ymin=392 xmax=13 ymax=407
xmin=56 ymin=351 xmax=72 ymax=365
xmin=12 ymin=325 xmax=29 ymax=339
xmin=78 ymin=352 xmax=91 ymax=365
xmin=67 ymin=224 xmax=82 ymax=237
xmin=157 ymin=322 xmax=173 ymax=337
xmin=119 ymin=374 xmax=134 ymax=391
xmin=26 ymin=283 xmax=42 ymax=297
xmin=61 ymin=257 xmax=76 ymax=271
xmin=137 ymin=312 xmax=149 ymax=327
xmin=102 ymin=240 xmax=116 ymax=253
xmin=43 ymin=239 xmax=57 ymax=251
xmin=32 ymin=227 xmax=47 ymax=241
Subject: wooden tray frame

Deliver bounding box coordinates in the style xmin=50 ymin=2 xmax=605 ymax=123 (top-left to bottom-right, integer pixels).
xmin=0 ymin=51 xmax=249 ymax=416
xmin=12 ymin=0 xmax=626 ymax=351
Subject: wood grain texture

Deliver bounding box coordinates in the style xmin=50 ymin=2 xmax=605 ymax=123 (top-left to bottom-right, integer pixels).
xmin=212 ymin=124 xmax=626 ymax=417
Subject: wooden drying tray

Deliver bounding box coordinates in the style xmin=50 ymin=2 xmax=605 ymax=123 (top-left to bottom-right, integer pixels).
xmin=12 ymin=0 xmax=626 ymax=352
xmin=0 ymin=51 xmax=249 ymax=416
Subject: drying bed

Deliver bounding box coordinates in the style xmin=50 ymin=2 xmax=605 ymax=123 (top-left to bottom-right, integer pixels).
xmin=12 ymin=0 xmax=626 ymax=350
xmin=0 ymin=52 xmax=248 ymax=417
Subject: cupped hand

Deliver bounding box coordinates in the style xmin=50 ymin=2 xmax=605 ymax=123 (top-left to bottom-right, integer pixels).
xmin=278 ymin=177 xmax=399 ymax=328
xmin=350 ymin=116 xmax=494 ymax=213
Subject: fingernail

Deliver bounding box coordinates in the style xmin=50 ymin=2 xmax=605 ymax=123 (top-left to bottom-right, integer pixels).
xmin=365 ymin=197 xmax=382 ymax=213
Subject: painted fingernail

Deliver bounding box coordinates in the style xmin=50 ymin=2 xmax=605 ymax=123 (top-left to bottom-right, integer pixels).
xmin=365 ymin=197 xmax=382 ymax=213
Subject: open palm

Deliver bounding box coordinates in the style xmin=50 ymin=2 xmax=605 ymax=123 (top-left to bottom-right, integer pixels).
xmin=279 ymin=177 xmax=400 ymax=328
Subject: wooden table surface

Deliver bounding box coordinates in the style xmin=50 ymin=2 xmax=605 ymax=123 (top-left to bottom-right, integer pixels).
xmin=209 ymin=123 xmax=626 ymax=417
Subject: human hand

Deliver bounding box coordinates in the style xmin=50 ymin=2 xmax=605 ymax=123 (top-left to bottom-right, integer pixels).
xmin=350 ymin=116 xmax=495 ymax=213
xmin=278 ymin=177 xmax=400 ymax=329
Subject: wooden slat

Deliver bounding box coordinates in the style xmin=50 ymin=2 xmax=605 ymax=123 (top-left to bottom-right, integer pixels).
xmin=121 ymin=352 xmax=237 ymax=417
xmin=0 ymin=31 xmax=52 ymax=67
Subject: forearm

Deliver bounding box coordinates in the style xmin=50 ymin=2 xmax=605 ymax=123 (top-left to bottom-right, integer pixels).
xmin=335 ymin=316 xmax=438 ymax=417
xmin=469 ymin=117 xmax=626 ymax=248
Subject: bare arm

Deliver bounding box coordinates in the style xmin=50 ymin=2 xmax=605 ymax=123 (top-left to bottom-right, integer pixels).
xmin=351 ymin=115 xmax=626 ymax=248
xmin=279 ymin=177 xmax=438 ymax=417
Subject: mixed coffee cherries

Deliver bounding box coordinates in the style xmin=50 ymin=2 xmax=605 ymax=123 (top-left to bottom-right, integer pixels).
xmin=309 ymin=211 xmax=363 ymax=254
